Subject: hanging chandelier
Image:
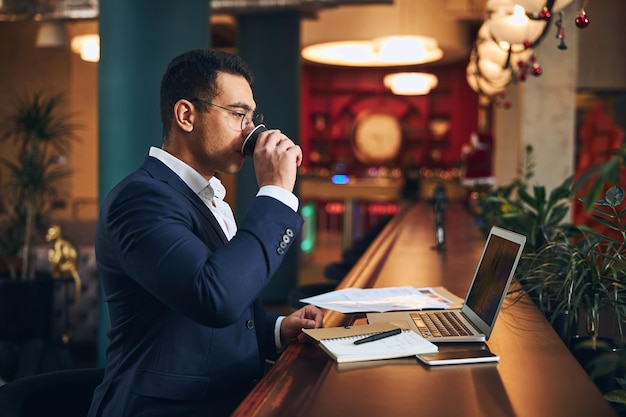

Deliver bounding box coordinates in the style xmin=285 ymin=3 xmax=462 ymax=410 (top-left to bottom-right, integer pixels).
xmin=466 ymin=0 xmax=591 ymax=102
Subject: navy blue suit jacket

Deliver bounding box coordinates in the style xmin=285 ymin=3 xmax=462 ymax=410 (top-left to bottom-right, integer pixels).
xmin=88 ymin=156 xmax=303 ymax=417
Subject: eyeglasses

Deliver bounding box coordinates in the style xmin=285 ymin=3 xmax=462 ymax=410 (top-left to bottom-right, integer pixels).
xmin=189 ymin=98 xmax=264 ymax=132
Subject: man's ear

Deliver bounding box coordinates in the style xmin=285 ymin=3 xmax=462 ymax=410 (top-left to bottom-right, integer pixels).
xmin=174 ymin=99 xmax=195 ymax=133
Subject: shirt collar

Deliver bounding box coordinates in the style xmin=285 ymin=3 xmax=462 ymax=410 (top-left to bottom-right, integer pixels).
xmin=148 ymin=146 xmax=226 ymax=200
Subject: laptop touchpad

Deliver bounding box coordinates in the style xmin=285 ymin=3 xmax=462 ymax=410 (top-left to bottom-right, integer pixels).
xmin=367 ymin=312 xmax=413 ymax=330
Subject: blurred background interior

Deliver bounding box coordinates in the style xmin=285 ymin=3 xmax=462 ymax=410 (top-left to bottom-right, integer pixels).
xmin=0 ymin=0 xmax=624 ymax=379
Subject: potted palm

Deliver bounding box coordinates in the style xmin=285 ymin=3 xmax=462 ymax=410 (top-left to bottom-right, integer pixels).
xmin=476 ymin=137 xmax=626 ymax=407
xmin=0 ymin=91 xmax=77 ymax=344
xmin=521 ymin=186 xmax=626 ymax=342
xmin=476 ymin=145 xmax=626 ymax=344
xmin=539 ymin=186 xmax=626 ymax=410
xmin=476 ymin=145 xmax=573 ymax=254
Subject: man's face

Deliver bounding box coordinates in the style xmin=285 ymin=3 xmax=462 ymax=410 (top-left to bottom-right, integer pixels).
xmin=191 ymin=72 xmax=257 ymax=177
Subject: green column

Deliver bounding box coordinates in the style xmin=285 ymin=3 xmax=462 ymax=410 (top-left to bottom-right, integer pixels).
xmin=236 ymin=11 xmax=301 ymax=303
xmin=97 ymin=0 xmax=209 ymax=366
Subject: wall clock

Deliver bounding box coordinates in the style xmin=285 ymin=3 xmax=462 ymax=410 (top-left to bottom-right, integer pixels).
xmin=352 ymin=111 xmax=403 ymax=165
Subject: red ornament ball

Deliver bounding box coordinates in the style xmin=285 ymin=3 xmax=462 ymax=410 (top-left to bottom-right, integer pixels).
xmin=532 ymin=66 xmax=542 ymax=76
xmin=575 ymin=13 xmax=590 ymax=28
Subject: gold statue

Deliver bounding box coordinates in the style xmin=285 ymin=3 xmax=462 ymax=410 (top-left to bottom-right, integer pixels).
xmin=46 ymin=224 xmax=81 ymax=344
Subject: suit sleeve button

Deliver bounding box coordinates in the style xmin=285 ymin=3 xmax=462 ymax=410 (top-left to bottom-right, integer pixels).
xmin=277 ymin=247 xmax=285 ymax=255
xmin=286 ymin=228 xmax=294 ymax=237
xmin=246 ymin=320 xmax=255 ymax=329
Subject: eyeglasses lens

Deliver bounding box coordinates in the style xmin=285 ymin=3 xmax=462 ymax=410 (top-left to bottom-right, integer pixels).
xmin=241 ymin=112 xmax=264 ymax=131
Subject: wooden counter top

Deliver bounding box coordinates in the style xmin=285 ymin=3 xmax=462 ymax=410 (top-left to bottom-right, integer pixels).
xmin=233 ymin=203 xmax=617 ymax=417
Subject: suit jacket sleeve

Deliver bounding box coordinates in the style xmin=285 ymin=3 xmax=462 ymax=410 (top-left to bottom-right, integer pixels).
xmin=97 ymin=172 xmax=303 ymax=328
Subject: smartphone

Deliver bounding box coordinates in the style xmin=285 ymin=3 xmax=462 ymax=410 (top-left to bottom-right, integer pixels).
xmin=417 ymin=348 xmax=499 ymax=366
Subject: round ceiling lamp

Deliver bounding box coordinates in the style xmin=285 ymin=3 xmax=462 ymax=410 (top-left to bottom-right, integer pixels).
xmin=383 ymin=72 xmax=438 ymax=95
xmin=476 ymin=34 xmax=510 ymax=66
xmin=475 ymin=22 xmax=535 ymax=83
xmin=466 ymin=59 xmax=508 ymax=96
xmin=36 ymin=21 xmax=68 ymax=48
xmin=467 ymin=0 xmax=590 ymax=105
xmin=487 ymin=1 xmax=547 ymax=46
xmin=476 ymin=58 xmax=512 ymax=85
xmin=514 ymin=0 xmax=574 ymax=15
xmin=476 ymin=22 xmax=533 ymax=58
xmin=301 ymin=35 xmax=443 ymax=67
xmin=71 ymin=34 xmax=100 ymax=62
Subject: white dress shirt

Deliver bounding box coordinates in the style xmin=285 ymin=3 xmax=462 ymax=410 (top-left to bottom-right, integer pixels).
xmin=148 ymin=146 xmax=298 ymax=349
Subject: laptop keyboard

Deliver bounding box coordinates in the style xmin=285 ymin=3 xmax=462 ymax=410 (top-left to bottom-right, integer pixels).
xmin=409 ymin=311 xmax=472 ymax=338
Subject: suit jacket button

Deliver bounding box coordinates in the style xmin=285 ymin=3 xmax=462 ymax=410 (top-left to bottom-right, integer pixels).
xmin=246 ymin=320 xmax=254 ymax=329
xmin=279 ymin=241 xmax=287 ymax=249
xmin=277 ymin=247 xmax=285 ymax=255
xmin=286 ymin=228 xmax=294 ymax=237
xmin=282 ymin=235 xmax=290 ymax=243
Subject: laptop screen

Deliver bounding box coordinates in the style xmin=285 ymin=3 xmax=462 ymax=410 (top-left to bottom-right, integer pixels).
xmin=464 ymin=232 xmax=524 ymax=327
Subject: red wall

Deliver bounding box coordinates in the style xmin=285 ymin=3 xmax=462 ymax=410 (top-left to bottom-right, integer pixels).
xmin=300 ymin=62 xmax=480 ymax=175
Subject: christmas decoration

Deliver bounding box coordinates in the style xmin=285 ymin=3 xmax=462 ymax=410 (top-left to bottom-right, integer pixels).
xmin=555 ymin=12 xmax=568 ymax=50
xmin=576 ymin=0 xmax=591 ymax=28
xmin=575 ymin=10 xmax=590 ymax=28
xmin=465 ymin=0 xmax=594 ymax=107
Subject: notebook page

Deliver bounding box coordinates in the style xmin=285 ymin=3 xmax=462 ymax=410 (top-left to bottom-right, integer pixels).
xmin=319 ymin=330 xmax=437 ymax=363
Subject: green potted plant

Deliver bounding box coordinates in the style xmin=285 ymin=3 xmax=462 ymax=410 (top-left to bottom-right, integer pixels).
xmin=0 ymin=91 xmax=76 ymax=279
xmin=574 ymin=146 xmax=626 ymax=212
xmin=475 ymin=145 xmax=626 ymax=343
xmin=520 ymin=186 xmax=626 ymax=342
xmin=588 ymin=341 xmax=626 ymax=413
xmin=0 ymin=91 xmax=77 ymax=344
xmin=476 ymin=138 xmax=626 ymax=406
xmin=476 ymin=145 xmax=573 ymax=254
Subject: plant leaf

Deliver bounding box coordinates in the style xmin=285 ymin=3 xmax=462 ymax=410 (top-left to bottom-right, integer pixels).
xmin=605 ymin=186 xmax=625 ymax=207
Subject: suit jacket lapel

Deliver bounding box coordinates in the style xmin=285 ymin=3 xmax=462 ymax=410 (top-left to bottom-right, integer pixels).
xmin=140 ymin=156 xmax=229 ymax=245
xmin=142 ymin=157 xmax=271 ymax=358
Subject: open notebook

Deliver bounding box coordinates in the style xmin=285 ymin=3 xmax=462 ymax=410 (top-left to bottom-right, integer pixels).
xmin=368 ymin=226 xmax=526 ymax=342
xmin=303 ymin=323 xmax=438 ymax=363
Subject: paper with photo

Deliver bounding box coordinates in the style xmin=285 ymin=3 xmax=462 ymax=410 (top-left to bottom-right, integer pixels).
xmin=299 ymin=286 xmax=459 ymax=313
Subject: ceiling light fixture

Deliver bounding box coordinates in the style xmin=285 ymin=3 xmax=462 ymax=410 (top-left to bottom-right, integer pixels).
xmin=383 ymin=72 xmax=438 ymax=96
xmin=301 ymin=35 xmax=443 ymax=67
xmin=466 ymin=0 xmax=591 ymax=104
xmin=487 ymin=2 xmax=546 ymax=46
xmin=36 ymin=21 xmax=68 ymax=48
xmin=514 ymin=0 xmax=574 ymax=15
xmin=71 ymin=34 xmax=99 ymax=62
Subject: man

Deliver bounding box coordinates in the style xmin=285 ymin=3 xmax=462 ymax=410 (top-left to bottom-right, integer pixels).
xmin=88 ymin=49 xmax=324 ymax=417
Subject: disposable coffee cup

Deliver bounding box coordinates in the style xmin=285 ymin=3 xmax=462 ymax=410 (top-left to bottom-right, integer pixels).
xmin=241 ymin=124 xmax=267 ymax=156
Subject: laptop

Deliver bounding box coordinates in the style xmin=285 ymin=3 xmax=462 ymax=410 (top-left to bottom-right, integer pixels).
xmin=367 ymin=226 xmax=526 ymax=342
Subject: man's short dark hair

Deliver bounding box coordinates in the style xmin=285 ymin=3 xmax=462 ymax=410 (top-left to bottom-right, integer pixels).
xmin=159 ymin=49 xmax=255 ymax=138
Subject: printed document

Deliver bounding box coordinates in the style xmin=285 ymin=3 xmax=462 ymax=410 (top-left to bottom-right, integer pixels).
xmin=300 ymin=286 xmax=462 ymax=313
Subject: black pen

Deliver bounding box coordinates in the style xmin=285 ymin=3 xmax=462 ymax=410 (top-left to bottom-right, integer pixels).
xmin=353 ymin=328 xmax=402 ymax=345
